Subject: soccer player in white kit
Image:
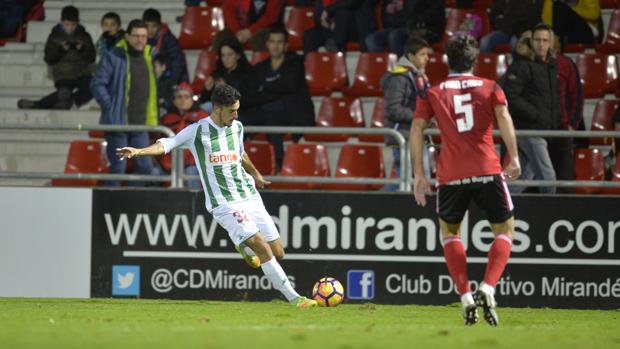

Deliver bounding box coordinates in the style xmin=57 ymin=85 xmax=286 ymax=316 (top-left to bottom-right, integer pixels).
xmin=116 ymin=84 xmax=317 ymax=308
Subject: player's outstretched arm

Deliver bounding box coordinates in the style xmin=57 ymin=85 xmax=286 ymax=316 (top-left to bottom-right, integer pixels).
xmin=411 ymin=118 xmax=432 ymax=207
xmin=242 ymin=152 xmax=271 ymax=189
xmin=494 ymin=104 xmax=521 ymax=181
xmin=117 ymin=142 xmax=165 ymax=160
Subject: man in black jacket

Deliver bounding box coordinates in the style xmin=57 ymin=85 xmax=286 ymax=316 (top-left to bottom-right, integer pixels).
xmin=255 ymin=28 xmax=315 ymax=169
xmin=18 ymin=6 xmax=95 ymax=109
xmin=142 ymin=8 xmax=188 ymax=84
xmin=501 ymin=23 xmax=560 ymax=194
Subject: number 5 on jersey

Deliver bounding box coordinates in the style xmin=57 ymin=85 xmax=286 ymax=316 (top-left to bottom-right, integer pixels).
xmin=454 ymin=93 xmax=474 ymax=132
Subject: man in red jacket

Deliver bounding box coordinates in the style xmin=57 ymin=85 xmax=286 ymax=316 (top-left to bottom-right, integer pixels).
xmin=213 ymin=0 xmax=283 ymax=51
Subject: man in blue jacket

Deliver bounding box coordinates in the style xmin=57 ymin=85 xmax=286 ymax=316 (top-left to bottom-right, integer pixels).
xmin=90 ymin=19 xmax=159 ymax=186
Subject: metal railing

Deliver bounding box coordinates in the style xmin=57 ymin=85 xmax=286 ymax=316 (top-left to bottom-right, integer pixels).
xmin=0 ymin=124 xmax=409 ymax=189
xmin=1 ymin=124 xmax=619 ymax=190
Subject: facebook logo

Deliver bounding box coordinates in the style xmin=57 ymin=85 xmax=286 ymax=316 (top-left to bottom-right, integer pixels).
xmin=112 ymin=265 xmax=140 ymax=296
xmin=347 ymin=270 xmax=375 ymax=300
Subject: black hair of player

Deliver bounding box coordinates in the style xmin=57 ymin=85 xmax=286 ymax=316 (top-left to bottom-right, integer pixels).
xmin=445 ymin=34 xmax=479 ymax=73
xmin=212 ymin=84 xmax=241 ymax=107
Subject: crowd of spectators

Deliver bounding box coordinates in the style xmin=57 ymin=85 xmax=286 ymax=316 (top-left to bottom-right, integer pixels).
xmin=6 ymin=0 xmax=612 ymax=190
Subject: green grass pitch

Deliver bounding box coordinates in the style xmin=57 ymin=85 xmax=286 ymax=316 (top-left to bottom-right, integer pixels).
xmin=0 ymin=298 xmax=619 ymax=349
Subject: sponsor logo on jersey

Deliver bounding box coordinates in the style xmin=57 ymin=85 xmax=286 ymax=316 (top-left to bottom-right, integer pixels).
xmin=208 ymin=151 xmax=239 ymax=164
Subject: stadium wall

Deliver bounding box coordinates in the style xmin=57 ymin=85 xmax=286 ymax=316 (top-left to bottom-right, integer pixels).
xmin=0 ymin=187 xmax=91 ymax=298
xmin=1 ymin=188 xmax=619 ymax=309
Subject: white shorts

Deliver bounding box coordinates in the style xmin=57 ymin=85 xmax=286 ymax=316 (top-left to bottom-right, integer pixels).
xmin=211 ymin=196 xmax=280 ymax=246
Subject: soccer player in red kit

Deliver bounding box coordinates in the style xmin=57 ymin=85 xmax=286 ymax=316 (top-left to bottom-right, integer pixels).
xmin=411 ymin=35 xmax=521 ymax=326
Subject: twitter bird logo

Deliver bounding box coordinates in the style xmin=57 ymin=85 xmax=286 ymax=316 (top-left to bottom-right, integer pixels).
xmin=118 ymin=272 xmax=135 ymax=289
xmin=112 ymin=265 xmax=140 ymax=296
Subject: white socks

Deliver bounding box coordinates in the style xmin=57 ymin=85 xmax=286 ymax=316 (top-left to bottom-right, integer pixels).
xmin=479 ymin=281 xmax=495 ymax=296
xmin=260 ymin=257 xmax=299 ymax=302
xmin=461 ymin=292 xmax=475 ymax=307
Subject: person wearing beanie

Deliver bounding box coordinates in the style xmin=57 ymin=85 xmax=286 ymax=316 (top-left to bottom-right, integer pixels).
xmin=18 ymin=5 xmax=96 ymax=110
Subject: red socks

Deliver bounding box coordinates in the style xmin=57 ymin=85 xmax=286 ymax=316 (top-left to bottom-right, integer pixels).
xmin=483 ymin=234 xmax=513 ymax=287
xmin=442 ymin=236 xmax=471 ymax=294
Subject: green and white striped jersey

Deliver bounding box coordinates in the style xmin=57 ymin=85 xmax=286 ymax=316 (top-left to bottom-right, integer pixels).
xmin=157 ymin=118 xmax=258 ymax=211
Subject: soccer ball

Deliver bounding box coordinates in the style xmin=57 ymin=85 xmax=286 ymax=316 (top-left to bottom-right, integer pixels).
xmin=312 ymin=277 xmax=344 ymax=307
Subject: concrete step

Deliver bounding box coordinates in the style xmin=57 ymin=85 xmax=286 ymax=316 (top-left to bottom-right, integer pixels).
xmin=26 ymin=21 xmax=181 ymax=44
xmin=0 ymin=178 xmax=51 ymax=186
xmin=0 ymin=108 xmax=100 ymax=125
xmin=45 ymin=8 xmax=184 ymax=24
xmin=0 ymin=153 xmax=67 ymax=174
xmin=0 ymin=64 xmax=53 ymax=87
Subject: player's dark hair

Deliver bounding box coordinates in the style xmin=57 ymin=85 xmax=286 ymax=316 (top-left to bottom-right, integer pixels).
xmin=445 ymin=34 xmax=479 ymax=73
xmin=267 ymin=27 xmax=289 ymax=42
xmin=404 ymin=36 xmax=429 ymax=56
xmin=212 ymin=84 xmax=241 ymax=107
xmin=101 ymin=12 xmax=121 ymax=26
xmin=126 ymin=19 xmax=147 ymax=35
xmin=142 ymin=8 xmax=162 ymax=24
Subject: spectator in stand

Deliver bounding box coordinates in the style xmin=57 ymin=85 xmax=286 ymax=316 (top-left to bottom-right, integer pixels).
xmin=403 ymin=0 xmax=445 ymax=46
xmin=156 ymin=83 xmax=208 ymax=188
xmin=379 ymin=36 xmax=430 ymax=191
xmin=212 ymin=0 xmax=284 ymax=52
xmin=500 ymin=24 xmax=561 ymax=194
xmin=198 ymin=38 xmax=263 ymax=125
xmin=303 ymin=0 xmax=377 ymax=53
xmin=542 ymin=0 xmax=602 ymax=46
xmin=96 ymin=12 xmax=124 ymax=58
xmin=142 ymin=8 xmax=189 ymax=84
xmin=254 ymin=28 xmax=315 ymax=169
xmin=0 ymin=0 xmax=38 ymax=38
xmin=365 ymin=0 xmax=411 ymax=56
xmin=17 ymin=6 xmax=95 ymax=110
xmin=480 ymin=0 xmax=542 ymax=54
xmin=551 ymin=33 xmax=582 ymax=187
xmin=154 ymin=54 xmax=176 ymax=113
xmin=91 ymin=19 xmax=158 ymax=187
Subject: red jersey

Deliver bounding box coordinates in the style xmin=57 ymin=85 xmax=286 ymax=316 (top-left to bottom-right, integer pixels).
xmin=415 ymin=74 xmax=506 ymax=185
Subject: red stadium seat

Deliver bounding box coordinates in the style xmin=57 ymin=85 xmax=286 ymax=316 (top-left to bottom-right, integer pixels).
xmin=474 ymin=53 xmax=507 ymax=81
xmin=304 ymin=97 xmax=364 ymax=142
xmin=342 ymin=53 xmax=398 ymax=97
xmin=245 ymin=142 xmax=276 ymax=176
xmin=179 ymin=6 xmax=224 ymax=50
xmin=51 ymin=140 xmax=110 ymax=187
xmin=271 ymin=143 xmax=330 ymax=189
xmin=324 ymin=144 xmax=385 ymax=191
xmin=286 ymin=7 xmax=315 ymax=51
xmin=573 ymin=148 xmax=605 ymax=194
xmin=426 ymin=53 xmax=449 ymax=85
xmin=250 ymin=51 xmax=270 ymax=65
xmin=191 ymin=50 xmax=218 ymax=95
xmin=600 ymin=0 xmax=619 ymax=9
xmin=576 ymin=54 xmax=619 ymax=98
xmin=359 ymin=97 xmax=385 ymax=142
xmin=206 ymin=0 xmax=224 ymax=5
xmin=304 ymin=52 xmax=348 ymax=96
xmin=589 ymin=99 xmax=619 ymax=145
xmin=596 ymin=9 xmax=620 ymax=54
xmin=602 ymin=154 xmax=620 ymax=195
xmin=434 ymin=9 xmax=491 ymax=51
